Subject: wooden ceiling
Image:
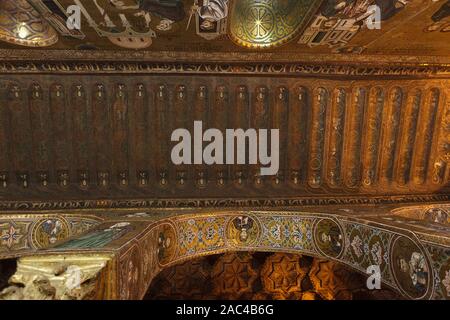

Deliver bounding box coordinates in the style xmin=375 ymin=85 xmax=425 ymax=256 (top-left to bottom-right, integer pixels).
xmin=0 ymin=75 xmax=448 ymax=205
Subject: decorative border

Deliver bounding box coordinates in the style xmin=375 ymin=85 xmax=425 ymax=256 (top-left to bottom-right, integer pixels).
xmin=0 ymin=50 xmax=449 ymax=78
xmin=2 ymin=49 xmax=450 ymax=64
xmin=0 ymin=194 xmax=450 ymax=212
xmin=0 ymin=60 xmax=448 ymax=78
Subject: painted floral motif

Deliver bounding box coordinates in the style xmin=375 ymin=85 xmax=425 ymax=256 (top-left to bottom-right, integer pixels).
xmin=260 ymin=217 xmax=315 ymax=251
xmin=370 ymin=241 xmax=383 ymax=266
xmin=351 ymin=235 xmax=363 ymax=259
xmin=178 ymin=217 xmax=225 ymax=256
xmin=1 ymin=224 xmax=22 ymax=249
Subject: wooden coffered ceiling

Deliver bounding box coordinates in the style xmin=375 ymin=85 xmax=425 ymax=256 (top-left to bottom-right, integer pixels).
xmin=0 ymin=0 xmax=449 ymax=210
xmin=0 ymin=75 xmax=448 ymax=207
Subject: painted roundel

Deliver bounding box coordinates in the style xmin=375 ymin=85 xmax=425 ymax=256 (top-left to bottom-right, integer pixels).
xmin=313 ymin=219 xmax=344 ymax=258
xmin=157 ymin=223 xmax=177 ymax=266
xmin=226 ymin=215 xmax=261 ymax=247
xmin=390 ymin=236 xmax=431 ymax=300
xmin=31 ymin=217 xmax=70 ymax=248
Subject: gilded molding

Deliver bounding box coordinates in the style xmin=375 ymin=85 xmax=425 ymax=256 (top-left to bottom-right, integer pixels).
xmin=1 ymin=195 xmax=450 ymax=212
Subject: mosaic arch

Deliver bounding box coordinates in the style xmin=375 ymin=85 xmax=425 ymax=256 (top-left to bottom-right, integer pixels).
xmin=1 ymin=209 xmax=449 ymax=300
xmin=96 ymin=211 xmax=449 ymax=300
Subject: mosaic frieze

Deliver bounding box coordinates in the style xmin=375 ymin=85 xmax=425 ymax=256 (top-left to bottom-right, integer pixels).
xmin=0 ymin=215 xmax=101 ymax=257
xmin=177 ymin=216 xmax=226 ymax=258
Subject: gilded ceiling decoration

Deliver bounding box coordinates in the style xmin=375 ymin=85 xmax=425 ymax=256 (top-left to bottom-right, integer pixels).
xmin=0 ymin=0 xmax=447 ymax=57
xmin=0 ymin=0 xmax=58 ymax=47
xmin=229 ymin=0 xmax=323 ymax=49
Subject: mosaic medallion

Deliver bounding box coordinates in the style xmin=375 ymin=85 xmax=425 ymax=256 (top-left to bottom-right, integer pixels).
xmin=390 ymin=236 xmax=431 ymax=299
xmin=31 ymin=217 xmax=70 ymax=248
xmin=157 ymin=223 xmax=177 ymax=266
xmin=229 ymin=0 xmax=323 ymax=49
xmin=226 ymin=215 xmax=260 ymax=247
xmin=314 ymin=219 xmax=344 ymax=258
